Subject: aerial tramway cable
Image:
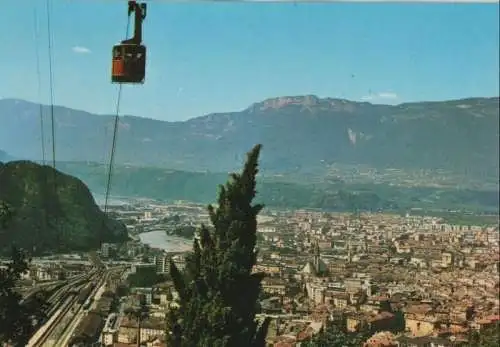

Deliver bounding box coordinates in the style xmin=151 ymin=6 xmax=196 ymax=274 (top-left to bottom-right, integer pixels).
xmin=32 ymin=4 xmax=48 ymax=255
xmin=33 ymin=7 xmax=46 ymax=166
xmin=104 ymin=1 xmax=147 ymax=214
xmin=43 ymin=0 xmax=61 ymax=251
xmin=101 ymin=10 xmax=132 ymax=239
xmin=100 ymin=1 xmax=146 ymax=250
xmin=45 ymin=0 xmax=56 ymax=171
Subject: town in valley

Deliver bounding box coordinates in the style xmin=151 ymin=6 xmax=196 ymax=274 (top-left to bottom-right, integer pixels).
xmin=8 ymin=198 xmax=498 ymax=346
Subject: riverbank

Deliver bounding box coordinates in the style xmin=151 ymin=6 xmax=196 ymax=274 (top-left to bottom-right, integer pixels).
xmin=138 ymin=229 xmax=192 ymax=252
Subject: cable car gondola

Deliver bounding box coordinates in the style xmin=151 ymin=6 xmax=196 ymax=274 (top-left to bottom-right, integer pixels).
xmin=111 ymin=1 xmax=147 ymax=84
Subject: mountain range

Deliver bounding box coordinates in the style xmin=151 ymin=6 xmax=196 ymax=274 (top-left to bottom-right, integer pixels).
xmin=53 ymin=161 xmax=499 ymax=215
xmin=0 ymin=96 xmax=498 ymax=180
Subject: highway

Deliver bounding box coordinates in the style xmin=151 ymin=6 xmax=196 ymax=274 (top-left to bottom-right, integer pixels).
xmin=26 ymin=269 xmax=102 ymax=347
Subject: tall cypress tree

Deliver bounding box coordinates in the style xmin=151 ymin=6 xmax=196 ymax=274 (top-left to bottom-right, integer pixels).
xmin=166 ymin=144 xmax=270 ymax=347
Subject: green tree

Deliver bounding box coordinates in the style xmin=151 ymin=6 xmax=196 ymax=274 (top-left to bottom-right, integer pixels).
xmin=166 ymin=144 xmax=271 ymax=347
xmin=0 ymin=201 xmax=13 ymax=229
xmin=1 ymin=202 xmax=48 ymax=346
xmin=468 ymin=323 xmax=500 ymax=347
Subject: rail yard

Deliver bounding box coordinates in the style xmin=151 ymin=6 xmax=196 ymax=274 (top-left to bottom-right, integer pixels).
xmin=26 ymin=268 xmax=106 ymax=347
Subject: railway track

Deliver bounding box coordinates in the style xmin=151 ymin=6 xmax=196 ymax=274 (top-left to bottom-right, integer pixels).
xmin=21 ymin=272 xmax=93 ymax=305
xmin=44 ymin=272 xmax=95 ymax=317
xmin=26 ymin=270 xmax=101 ymax=347
xmin=58 ymin=271 xmax=110 ymax=346
xmin=36 ymin=295 xmax=77 ymax=347
xmin=21 ymin=281 xmax=64 ymax=304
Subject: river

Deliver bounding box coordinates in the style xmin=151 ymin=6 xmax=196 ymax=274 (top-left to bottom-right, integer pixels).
xmin=138 ymin=229 xmax=192 ymax=253
xmin=92 ymin=193 xmax=131 ymax=206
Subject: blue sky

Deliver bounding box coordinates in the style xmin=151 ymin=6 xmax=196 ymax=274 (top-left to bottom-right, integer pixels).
xmin=1 ymin=1 xmax=498 ymax=121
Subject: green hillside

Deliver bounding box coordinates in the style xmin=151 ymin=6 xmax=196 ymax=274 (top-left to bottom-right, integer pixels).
xmin=0 ymin=161 xmax=128 ymax=255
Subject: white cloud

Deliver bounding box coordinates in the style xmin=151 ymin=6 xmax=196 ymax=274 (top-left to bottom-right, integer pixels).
xmin=361 ymin=91 xmax=399 ymax=102
xmin=377 ymin=92 xmax=398 ymax=99
xmin=72 ymin=46 xmax=91 ymax=54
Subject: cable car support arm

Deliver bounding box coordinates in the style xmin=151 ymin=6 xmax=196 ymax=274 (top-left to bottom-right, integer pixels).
xmin=122 ymin=1 xmax=147 ymax=45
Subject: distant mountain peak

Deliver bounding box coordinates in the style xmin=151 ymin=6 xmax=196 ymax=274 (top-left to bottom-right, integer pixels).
xmin=259 ymin=95 xmax=321 ymax=109
xmin=246 ymin=94 xmax=368 ymax=114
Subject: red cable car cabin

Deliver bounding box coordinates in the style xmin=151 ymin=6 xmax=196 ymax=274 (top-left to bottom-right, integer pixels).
xmin=111 ymin=1 xmax=147 ymax=84
xmin=111 ymin=43 xmax=146 ymax=84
